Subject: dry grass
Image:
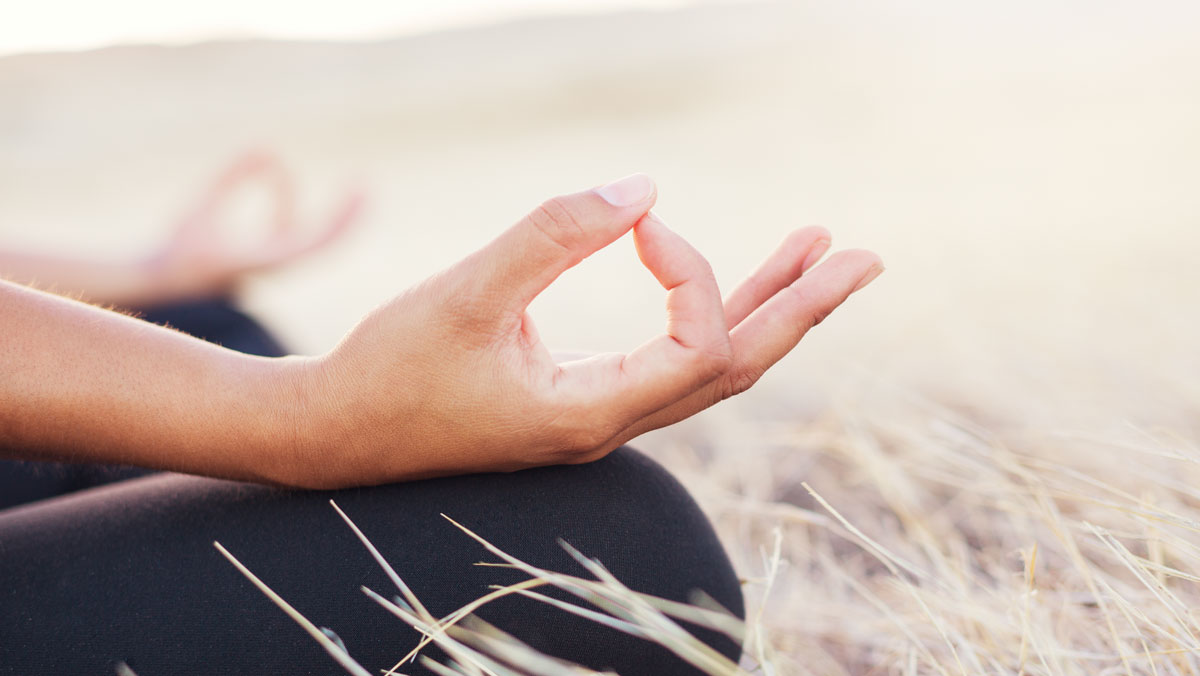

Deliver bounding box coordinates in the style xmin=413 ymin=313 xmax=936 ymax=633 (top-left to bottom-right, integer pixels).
xmin=215 ymin=503 xmax=752 ymax=676
xmin=666 ymin=381 xmax=1200 ymax=676
xmin=211 ymin=376 xmax=1200 ymax=675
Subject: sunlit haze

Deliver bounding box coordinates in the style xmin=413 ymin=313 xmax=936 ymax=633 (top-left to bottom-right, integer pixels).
xmin=1 ymin=0 xmax=696 ymax=55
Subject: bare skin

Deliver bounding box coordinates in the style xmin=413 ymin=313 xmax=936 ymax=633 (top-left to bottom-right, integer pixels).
xmin=0 ymin=174 xmax=882 ymax=489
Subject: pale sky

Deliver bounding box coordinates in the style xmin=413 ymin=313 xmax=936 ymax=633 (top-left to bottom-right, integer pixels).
xmin=1 ymin=0 xmax=695 ymax=56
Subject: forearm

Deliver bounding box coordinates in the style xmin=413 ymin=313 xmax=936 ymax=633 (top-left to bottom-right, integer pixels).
xmin=0 ymin=278 xmax=303 ymax=483
xmin=0 ymin=250 xmax=186 ymax=308
xmin=0 ymin=175 xmax=881 ymax=493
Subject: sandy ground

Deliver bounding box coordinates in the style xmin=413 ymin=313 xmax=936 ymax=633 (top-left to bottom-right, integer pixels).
xmin=3 ymin=1 xmax=1199 ymax=670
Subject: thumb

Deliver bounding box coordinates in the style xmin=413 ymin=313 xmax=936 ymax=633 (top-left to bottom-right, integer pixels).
xmin=462 ymin=174 xmax=657 ymax=314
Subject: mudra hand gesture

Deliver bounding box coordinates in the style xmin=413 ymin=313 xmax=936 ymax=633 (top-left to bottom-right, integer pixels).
xmin=287 ymin=174 xmax=882 ymax=487
xmin=0 ymin=150 xmax=362 ymax=308
xmin=144 ymin=150 xmax=364 ymax=301
xmin=2 ymin=173 xmax=880 ymax=489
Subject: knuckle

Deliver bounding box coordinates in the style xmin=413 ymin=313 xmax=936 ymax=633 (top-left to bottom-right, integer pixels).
xmin=808 ymin=306 xmax=833 ymax=328
xmin=720 ymin=365 xmax=764 ymax=401
xmin=528 ymin=196 xmax=588 ymax=252
xmin=783 ymin=285 xmax=831 ymax=331
xmin=415 ymin=270 xmax=497 ymax=336
xmin=689 ymin=340 xmax=734 ymax=379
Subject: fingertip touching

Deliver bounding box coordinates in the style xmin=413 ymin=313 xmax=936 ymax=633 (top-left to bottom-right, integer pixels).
xmin=632 ymin=212 xmax=715 ymax=291
xmin=594 ymin=173 xmax=656 ymax=208
xmin=471 ymin=174 xmax=660 ymax=313
xmin=601 ymin=210 xmax=731 ymax=411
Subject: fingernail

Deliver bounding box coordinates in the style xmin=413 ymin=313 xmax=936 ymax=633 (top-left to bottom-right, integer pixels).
xmin=801 ymin=239 xmax=831 ymax=272
xmin=596 ymin=173 xmax=655 ymax=207
xmin=852 ymin=263 xmax=885 ymax=292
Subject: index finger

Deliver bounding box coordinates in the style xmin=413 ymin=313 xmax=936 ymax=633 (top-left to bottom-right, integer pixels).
xmin=555 ymin=213 xmax=732 ymax=429
xmin=458 ymin=174 xmax=657 ymax=320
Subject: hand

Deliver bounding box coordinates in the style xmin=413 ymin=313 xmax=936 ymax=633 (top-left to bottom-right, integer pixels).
xmin=141 ymin=150 xmax=364 ymax=301
xmin=283 ymin=175 xmax=882 ymax=488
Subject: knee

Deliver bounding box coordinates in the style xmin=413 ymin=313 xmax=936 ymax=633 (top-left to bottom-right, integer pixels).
xmin=431 ymin=446 xmax=746 ymax=673
xmin=217 ymin=448 xmax=746 ymax=675
xmin=567 ymin=446 xmax=745 ymax=620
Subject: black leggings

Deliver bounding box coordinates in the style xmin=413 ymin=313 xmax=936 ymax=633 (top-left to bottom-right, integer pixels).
xmin=0 ymin=298 xmax=744 ymax=675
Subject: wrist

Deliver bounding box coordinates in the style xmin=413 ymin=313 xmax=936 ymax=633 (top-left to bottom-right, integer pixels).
xmin=233 ymin=353 xmax=327 ymax=488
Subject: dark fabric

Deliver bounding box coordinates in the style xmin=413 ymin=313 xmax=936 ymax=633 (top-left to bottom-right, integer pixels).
xmin=0 ymin=448 xmax=744 ymax=675
xmin=134 ymin=296 xmax=289 ymax=360
xmin=0 ymin=297 xmax=745 ymax=674
xmin=0 ymin=460 xmax=154 ymax=509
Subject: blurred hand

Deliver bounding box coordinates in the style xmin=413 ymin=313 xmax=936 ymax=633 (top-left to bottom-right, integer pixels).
xmin=143 ymin=150 xmax=363 ymax=300
xmin=285 ymin=174 xmax=882 ymax=488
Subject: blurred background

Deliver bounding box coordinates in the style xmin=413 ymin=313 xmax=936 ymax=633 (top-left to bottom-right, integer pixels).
xmin=4 ymin=1 xmax=1197 ymax=423
xmin=4 ymin=0 xmax=1199 ymax=488
xmin=5 ymin=1 xmax=1200 ymax=670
